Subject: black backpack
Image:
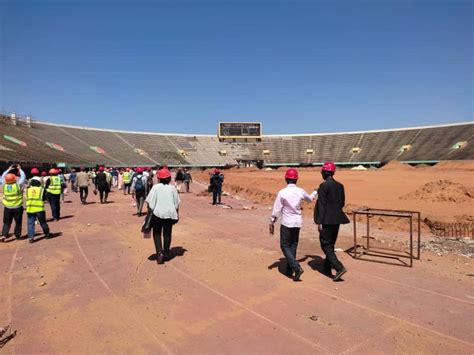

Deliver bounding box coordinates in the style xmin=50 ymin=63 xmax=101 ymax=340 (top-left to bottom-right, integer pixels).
xmin=135 ymin=175 xmax=144 ymax=192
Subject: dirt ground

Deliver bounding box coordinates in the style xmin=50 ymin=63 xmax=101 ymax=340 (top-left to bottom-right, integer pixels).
xmin=0 ymin=163 xmax=473 ymax=354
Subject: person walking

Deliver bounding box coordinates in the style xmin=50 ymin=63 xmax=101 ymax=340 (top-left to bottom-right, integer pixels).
xmin=1 ymin=164 xmax=26 ymax=241
xmin=45 ymin=168 xmax=63 ymax=221
xmin=314 ymin=161 xmax=350 ymax=281
xmin=25 ymin=177 xmax=51 ymax=243
xmin=183 ymin=168 xmax=193 ymax=193
xmin=210 ymin=168 xmax=224 ymax=205
xmin=131 ymin=167 xmax=148 ymax=216
xmin=69 ymin=168 xmax=78 ymax=193
xmin=76 ymin=167 xmax=90 ymax=204
xmin=269 ymin=168 xmax=317 ymax=281
xmin=145 ymin=168 xmax=180 ymax=264
xmin=29 ymin=168 xmax=41 ymax=186
xmin=123 ymin=168 xmax=132 ymax=195
xmin=95 ymin=166 xmax=110 ymax=204
xmin=174 ymin=168 xmax=184 ymax=193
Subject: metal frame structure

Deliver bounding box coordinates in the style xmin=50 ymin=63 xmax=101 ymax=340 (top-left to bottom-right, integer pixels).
xmin=352 ymin=208 xmax=421 ymax=267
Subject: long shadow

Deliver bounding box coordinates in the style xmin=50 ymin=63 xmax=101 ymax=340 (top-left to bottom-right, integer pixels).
xmin=268 ymin=256 xmax=311 ymax=279
xmin=32 ymin=232 xmax=63 ymax=243
xmin=345 ymin=246 xmax=412 ymax=268
xmin=305 ymin=254 xmax=333 ymax=279
xmin=148 ymin=246 xmax=188 ymax=262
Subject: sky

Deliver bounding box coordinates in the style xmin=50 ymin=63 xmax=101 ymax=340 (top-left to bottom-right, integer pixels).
xmin=0 ymin=0 xmax=472 ymax=135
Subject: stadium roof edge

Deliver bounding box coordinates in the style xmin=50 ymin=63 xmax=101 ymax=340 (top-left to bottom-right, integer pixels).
xmin=17 ymin=118 xmax=474 ymax=137
xmin=264 ymin=121 xmax=474 ymax=137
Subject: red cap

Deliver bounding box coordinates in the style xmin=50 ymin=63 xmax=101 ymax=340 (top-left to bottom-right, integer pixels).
xmin=136 ymin=167 xmax=143 ymax=173
xmin=321 ymin=161 xmax=336 ymax=172
xmin=285 ymin=168 xmax=298 ymax=180
xmin=98 ymin=166 xmax=105 ymax=172
xmin=31 ymin=168 xmax=39 ymax=174
xmin=41 ymin=171 xmax=47 ymax=176
xmin=214 ymin=168 xmax=220 ymax=174
xmin=5 ymin=173 xmax=16 ymax=184
xmin=158 ymin=168 xmax=171 ymax=179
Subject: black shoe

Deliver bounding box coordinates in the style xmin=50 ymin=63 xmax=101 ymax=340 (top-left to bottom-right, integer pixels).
xmin=285 ymin=266 xmax=293 ymax=277
xmin=333 ymin=268 xmax=347 ymax=281
xmin=157 ymin=253 xmax=164 ymax=264
xmin=29 ymin=238 xmax=34 ymax=243
xmin=45 ymin=233 xmax=52 ymax=239
xmin=293 ymin=267 xmax=304 ymax=281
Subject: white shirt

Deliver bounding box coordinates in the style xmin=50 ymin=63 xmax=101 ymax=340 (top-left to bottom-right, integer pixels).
xmin=146 ymin=183 xmax=180 ymax=220
xmin=271 ymin=184 xmax=317 ymax=228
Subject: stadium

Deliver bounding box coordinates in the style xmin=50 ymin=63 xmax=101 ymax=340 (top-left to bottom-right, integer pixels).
xmin=0 ymin=112 xmax=473 ymax=353
xmin=1 ymin=0 xmax=472 ymax=353
xmin=0 ymin=114 xmax=472 ymax=168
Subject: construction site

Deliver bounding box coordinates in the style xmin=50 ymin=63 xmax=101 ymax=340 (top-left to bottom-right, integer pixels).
xmin=0 ymin=115 xmax=472 ymax=353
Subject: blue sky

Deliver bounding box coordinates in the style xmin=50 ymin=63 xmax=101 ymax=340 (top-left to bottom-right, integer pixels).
xmin=0 ymin=0 xmax=472 ymax=134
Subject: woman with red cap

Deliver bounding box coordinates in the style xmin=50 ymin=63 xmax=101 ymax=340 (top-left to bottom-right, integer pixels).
xmin=269 ymin=168 xmax=317 ymax=281
xmin=314 ymin=162 xmax=350 ymax=281
xmin=145 ymin=168 xmax=180 ymax=264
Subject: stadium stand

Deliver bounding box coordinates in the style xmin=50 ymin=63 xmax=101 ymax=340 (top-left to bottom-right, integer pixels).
xmin=0 ymin=114 xmax=472 ymax=167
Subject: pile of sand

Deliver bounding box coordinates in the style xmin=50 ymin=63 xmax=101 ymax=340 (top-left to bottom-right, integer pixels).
xmin=380 ymin=160 xmax=415 ymax=171
xmin=431 ymin=160 xmax=474 ymax=171
xmin=400 ymin=180 xmax=474 ymax=203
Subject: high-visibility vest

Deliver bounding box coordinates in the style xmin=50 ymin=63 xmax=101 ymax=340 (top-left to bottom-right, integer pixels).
xmin=2 ymin=183 xmax=23 ymax=208
xmin=47 ymin=176 xmax=62 ymax=195
xmin=26 ymin=186 xmax=45 ymax=213
xmin=123 ymin=172 xmax=131 ymax=183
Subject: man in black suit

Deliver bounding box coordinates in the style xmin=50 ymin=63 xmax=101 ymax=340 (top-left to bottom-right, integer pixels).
xmin=314 ymin=161 xmax=350 ymax=281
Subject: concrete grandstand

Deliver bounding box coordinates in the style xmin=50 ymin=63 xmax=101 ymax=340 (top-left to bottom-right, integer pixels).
xmin=0 ymin=113 xmax=472 ymax=167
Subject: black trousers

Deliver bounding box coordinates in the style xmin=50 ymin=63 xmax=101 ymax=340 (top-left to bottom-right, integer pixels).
xmin=135 ymin=191 xmax=146 ymax=215
xmin=319 ymin=224 xmax=344 ymax=272
xmin=212 ymin=187 xmax=222 ymax=204
xmin=280 ymin=225 xmax=300 ymax=270
xmin=79 ymin=186 xmax=88 ymax=202
xmin=152 ymin=216 xmax=174 ymax=257
xmin=98 ymin=188 xmax=109 ymax=203
xmin=2 ymin=207 xmax=23 ymax=238
xmin=48 ymin=193 xmax=61 ymax=220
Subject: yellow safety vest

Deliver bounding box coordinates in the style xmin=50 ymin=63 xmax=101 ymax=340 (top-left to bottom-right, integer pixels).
xmin=26 ymin=186 xmax=45 ymax=213
xmin=47 ymin=176 xmax=62 ymax=195
xmin=2 ymin=183 xmax=23 ymax=208
xmin=123 ymin=172 xmax=131 ymax=183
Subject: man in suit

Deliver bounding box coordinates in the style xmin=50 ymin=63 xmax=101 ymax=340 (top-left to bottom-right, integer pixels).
xmin=314 ymin=161 xmax=350 ymax=281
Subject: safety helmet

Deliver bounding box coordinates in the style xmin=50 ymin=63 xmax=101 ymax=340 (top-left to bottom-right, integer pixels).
xmin=49 ymin=168 xmax=58 ymax=175
xmin=321 ymin=161 xmax=336 ymax=172
xmin=31 ymin=168 xmax=40 ymax=174
xmin=158 ymin=168 xmax=171 ymax=179
xmin=285 ymin=168 xmax=298 ymax=180
xmin=5 ymin=173 xmax=16 ymax=184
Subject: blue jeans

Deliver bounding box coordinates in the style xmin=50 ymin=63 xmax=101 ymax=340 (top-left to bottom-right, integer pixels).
xmin=48 ymin=194 xmax=61 ymax=220
xmin=280 ymin=225 xmax=300 ymax=271
xmin=27 ymin=212 xmax=50 ymax=239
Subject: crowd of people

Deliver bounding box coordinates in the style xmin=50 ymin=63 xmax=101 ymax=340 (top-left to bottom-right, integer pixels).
xmin=1 ymin=161 xmax=348 ymax=282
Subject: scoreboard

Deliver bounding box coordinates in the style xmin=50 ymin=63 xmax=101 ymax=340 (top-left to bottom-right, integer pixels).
xmin=218 ymin=122 xmax=262 ymax=139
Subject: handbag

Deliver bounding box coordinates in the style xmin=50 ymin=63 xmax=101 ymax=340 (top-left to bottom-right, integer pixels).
xmin=141 ymin=208 xmax=153 ymax=234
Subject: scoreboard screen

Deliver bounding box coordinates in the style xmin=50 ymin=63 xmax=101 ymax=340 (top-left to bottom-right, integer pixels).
xmin=218 ymin=122 xmax=262 ymax=139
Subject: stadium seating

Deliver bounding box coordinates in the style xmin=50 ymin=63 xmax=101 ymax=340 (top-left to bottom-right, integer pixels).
xmin=0 ymin=114 xmax=472 ymax=167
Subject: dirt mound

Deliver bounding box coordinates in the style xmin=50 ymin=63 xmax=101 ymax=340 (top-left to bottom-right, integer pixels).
xmin=380 ymin=160 xmax=414 ymax=171
xmin=431 ymin=160 xmax=474 ymax=171
xmin=401 ymin=180 xmax=474 ymax=203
